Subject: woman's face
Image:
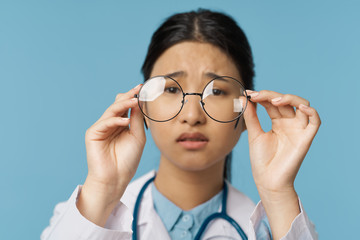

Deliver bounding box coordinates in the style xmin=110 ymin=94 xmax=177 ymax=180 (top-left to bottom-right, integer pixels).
xmin=148 ymin=41 xmax=246 ymax=172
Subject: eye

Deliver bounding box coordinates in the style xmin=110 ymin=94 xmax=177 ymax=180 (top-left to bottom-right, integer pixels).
xmin=165 ymin=86 xmax=181 ymax=94
xmin=212 ymin=89 xmax=226 ymax=96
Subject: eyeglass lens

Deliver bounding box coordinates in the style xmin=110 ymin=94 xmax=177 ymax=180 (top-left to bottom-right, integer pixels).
xmin=137 ymin=76 xmax=247 ymax=122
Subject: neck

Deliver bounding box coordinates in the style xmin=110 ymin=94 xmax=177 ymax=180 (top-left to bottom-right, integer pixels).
xmin=154 ymin=156 xmax=225 ymax=211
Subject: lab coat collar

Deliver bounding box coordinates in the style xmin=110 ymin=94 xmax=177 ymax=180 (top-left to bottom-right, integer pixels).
xmin=135 ymin=171 xmax=171 ymax=239
xmin=128 ymin=170 xmax=251 ymax=239
xmin=200 ymin=181 xmax=250 ymax=239
xmin=135 ymin=171 xmax=156 ymax=226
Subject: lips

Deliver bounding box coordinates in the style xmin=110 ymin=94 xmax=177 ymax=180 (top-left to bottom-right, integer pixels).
xmin=176 ymin=132 xmax=209 ymax=142
xmin=176 ymin=132 xmax=209 ymax=150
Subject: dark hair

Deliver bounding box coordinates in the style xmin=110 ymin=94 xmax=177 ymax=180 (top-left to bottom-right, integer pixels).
xmin=141 ymin=9 xmax=255 ymax=181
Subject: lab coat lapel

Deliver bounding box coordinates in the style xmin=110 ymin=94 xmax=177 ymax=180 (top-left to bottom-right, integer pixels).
xmin=201 ymin=181 xmax=253 ymax=240
xmin=127 ymin=171 xmax=254 ymax=240
xmin=201 ymin=219 xmax=244 ymax=239
xmin=137 ymin=179 xmax=171 ymax=240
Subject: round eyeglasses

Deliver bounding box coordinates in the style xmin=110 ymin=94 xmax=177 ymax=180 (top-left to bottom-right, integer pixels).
xmin=134 ymin=75 xmax=251 ymax=123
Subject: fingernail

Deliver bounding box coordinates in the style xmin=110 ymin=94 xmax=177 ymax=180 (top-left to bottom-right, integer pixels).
xmin=271 ymin=97 xmax=282 ymax=102
xmin=249 ymin=92 xmax=259 ymax=98
xmin=134 ymin=84 xmax=142 ymax=89
xmin=131 ymin=98 xmax=138 ymax=102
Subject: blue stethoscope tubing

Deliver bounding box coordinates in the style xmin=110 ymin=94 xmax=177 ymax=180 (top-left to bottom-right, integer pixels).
xmin=132 ymin=176 xmax=248 ymax=240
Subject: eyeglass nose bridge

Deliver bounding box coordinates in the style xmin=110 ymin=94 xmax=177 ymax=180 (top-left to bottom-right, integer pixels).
xmin=183 ymin=92 xmax=203 ymax=97
xmin=182 ymin=92 xmax=205 ymax=108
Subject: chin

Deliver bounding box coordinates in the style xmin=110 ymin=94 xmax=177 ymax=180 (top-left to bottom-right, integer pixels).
xmin=169 ymin=154 xmax=222 ymax=172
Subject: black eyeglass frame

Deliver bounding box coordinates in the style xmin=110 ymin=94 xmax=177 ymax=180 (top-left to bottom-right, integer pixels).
xmin=134 ymin=75 xmax=251 ymax=123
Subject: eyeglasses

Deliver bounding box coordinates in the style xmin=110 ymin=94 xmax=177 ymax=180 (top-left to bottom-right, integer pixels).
xmin=134 ymin=75 xmax=251 ymax=123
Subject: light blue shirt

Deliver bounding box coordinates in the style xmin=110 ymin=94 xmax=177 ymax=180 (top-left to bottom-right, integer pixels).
xmin=151 ymin=182 xmax=272 ymax=240
xmin=151 ymin=183 xmax=223 ymax=240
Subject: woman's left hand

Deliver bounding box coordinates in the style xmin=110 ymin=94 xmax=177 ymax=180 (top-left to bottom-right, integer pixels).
xmin=243 ymin=90 xmax=321 ymax=239
xmin=243 ymin=90 xmax=321 ymax=194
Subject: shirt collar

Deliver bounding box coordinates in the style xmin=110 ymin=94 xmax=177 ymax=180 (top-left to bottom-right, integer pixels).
xmin=151 ymin=183 xmax=182 ymax=231
xmin=151 ymin=182 xmax=223 ymax=232
xmin=187 ymin=190 xmax=223 ymax=227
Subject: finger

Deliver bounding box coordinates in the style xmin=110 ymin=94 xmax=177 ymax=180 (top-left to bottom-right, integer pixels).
xmin=278 ymin=105 xmax=296 ymax=118
xmin=247 ymin=90 xmax=282 ymax=119
xmin=115 ymin=84 xmax=142 ymax=103
xmin=99 ymin=98 xmax=138 ymax=121
xmin=243 ymin=99 xmax=264 ymax=141
xmin=129 ymin=105 xmax=146 ymax=143
xmin=271 ymin=94 xmax=310 ymax=107
xmin=299 ymin=104 xmax=321 ymax=137
xmin=271 ymin=96 xmax=296 ymax=118
xmin=87 ymin=116 xmax=130 ymax=141
xmin=271 ymin=94 xmax=310 ymax=124
xmin=247 ymin=90 xmax=283 ymax=102
xmin=257 ymin=101 xmax=282 ymax=119
xmin=296 ymin=106 xmax=309 ymax=128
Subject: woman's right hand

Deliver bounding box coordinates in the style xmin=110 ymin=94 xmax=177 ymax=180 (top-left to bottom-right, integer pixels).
xmin=77 ymin=84 xmax=146 ymax=226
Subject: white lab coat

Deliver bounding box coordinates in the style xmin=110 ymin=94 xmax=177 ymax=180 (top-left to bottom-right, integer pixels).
xmin=41 ymin=170 xmax=318 ymax=239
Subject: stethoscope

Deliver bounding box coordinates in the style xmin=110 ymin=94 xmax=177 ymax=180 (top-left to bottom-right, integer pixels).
xmin=132 ymin=176 xmax=248 ymax=240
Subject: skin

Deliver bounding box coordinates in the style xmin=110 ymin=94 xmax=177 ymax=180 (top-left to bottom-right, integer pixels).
xmin=148 ymin=42 xmax=244 ymax=210
xmin=77 ymin=41 xmax=321 ymax=240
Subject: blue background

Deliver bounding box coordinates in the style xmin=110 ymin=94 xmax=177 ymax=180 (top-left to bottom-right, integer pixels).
xmin=1 ymin=1 xmax=359 ymax=239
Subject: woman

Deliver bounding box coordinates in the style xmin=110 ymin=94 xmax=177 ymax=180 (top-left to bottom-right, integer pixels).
xmin=42 ymin=9 xmax=320 ymax=240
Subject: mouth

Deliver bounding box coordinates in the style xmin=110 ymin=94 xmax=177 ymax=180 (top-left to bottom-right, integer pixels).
xmin=176 ymin=132 xmax=209 ymax=150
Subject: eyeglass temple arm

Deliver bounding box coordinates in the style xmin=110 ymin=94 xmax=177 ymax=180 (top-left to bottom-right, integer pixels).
xmin=234 ymin=95 xmax=252 ymax=129
xmin=133 ymin=94 xmax=148 ymax=129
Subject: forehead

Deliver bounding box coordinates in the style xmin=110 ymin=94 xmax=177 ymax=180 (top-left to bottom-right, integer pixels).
xmin=150 ymin=41 xmax=241 ymax=81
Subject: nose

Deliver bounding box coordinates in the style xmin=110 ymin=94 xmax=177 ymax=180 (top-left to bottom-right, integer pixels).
xmin=177 ymin=95 xmax=206 ymax=125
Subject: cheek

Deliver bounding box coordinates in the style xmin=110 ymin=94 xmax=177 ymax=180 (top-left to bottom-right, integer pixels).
xmin=149 ymin=122 xmax=173 ymax=150
xmin=212 ymin=121 xmax=243 ymax=152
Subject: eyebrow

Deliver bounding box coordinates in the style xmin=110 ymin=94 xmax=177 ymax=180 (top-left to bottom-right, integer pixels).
xmin=164 ymin=71 xmax=224 ymax=80
xmin=165 ymin=71 xmax=185 ymax=79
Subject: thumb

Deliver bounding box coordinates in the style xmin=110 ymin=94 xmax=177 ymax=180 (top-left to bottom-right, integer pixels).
xmin=129 ymin=106 xmax=146 ymax=143
xmin=243 ymin=100 xmax=264 ymax=141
